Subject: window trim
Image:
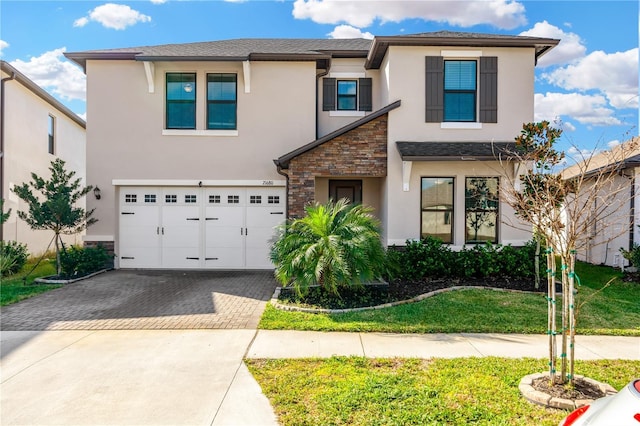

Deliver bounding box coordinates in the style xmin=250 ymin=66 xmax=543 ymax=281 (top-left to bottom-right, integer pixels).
xmin=336 ymin=80 xmax=358 ymax=111
xmin=206 ymin=73 xmax=237 ymax=130
xmin=420 ymin=177 xmax=455 ymax=244
xmin=464 ymin=176 xmax=499 ymax=244
xmin=166 ymin=72 xmax=196 ymax=130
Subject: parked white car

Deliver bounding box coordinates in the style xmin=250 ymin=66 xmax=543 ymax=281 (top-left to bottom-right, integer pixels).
xmin=559 ymin=379 xmax=640 ymax=426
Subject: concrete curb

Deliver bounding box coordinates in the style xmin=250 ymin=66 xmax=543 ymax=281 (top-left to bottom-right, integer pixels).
xmin=270 ymin=285 xmax=540 ymax=314
xmin=33 ymin=269 xmax=108 ymax=285
xmin=519 ymin=372 xmax=618 ymax=410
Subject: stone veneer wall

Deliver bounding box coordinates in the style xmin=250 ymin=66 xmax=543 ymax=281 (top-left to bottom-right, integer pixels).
xmin=286 ymin=113 xmax=388 ymax=219
xmin=84 ymin=240 xmax=116 ymax=269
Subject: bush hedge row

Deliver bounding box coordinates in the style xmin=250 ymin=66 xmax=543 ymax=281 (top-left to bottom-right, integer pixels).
xmin=387 ymin=237 xmax=542 ymax=281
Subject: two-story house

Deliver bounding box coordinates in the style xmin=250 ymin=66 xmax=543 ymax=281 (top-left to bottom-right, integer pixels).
xmin=1 ymin=60 xmax=87 ymax=255
xmin=65 ymin=31 xmax=559 ymax=270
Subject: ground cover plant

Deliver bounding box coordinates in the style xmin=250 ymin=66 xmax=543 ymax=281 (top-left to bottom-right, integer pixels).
xmin=261 ymin=261 xmax=640 ymax=336
xmin=0 ymin=258 xmax=59 ymax=306
xmin=246 ymin=357 xmax=640 ymax=426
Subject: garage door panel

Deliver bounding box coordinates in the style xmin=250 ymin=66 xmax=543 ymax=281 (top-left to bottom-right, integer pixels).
xmin=204 ymin=248 xmax=244 ymax=268
xmin=162 ymin=248 xmax=201 ymax=269
xmin=245 ymin=247 xmax=273 ymax=269
xmin=205 ymin=206 xmax=243 ymax=226
xmin=119 ymin=247 xmax=161 ymax=269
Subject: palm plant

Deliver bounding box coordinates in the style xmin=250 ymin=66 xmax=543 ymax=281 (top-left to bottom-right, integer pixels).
xmin=270 ymin=199 xmax=386 ymax=296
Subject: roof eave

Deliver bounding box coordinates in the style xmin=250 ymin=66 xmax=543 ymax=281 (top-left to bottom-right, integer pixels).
xmin=365 ymin=35 xmax=560 ymax=69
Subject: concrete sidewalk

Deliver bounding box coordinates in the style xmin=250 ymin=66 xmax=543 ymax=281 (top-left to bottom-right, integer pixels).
xmin=1 ymin=330 xmax=638 ymax=426
xmin=247 ymin=331 xmax=640 ymax=360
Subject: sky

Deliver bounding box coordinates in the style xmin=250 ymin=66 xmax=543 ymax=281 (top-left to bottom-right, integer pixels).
xmin=0 ymin=0 xmax=638 ymax=156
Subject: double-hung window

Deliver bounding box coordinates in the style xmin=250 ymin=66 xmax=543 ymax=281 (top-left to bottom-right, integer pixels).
xmin=465 ymin=177 xmax=499 ymax=243
xmin=444 ymin=60 xmax=476 ymax=122
xmin=207 ymin=73 xmax=237 ymax=130
xmin=166 ymin=73 xmax=196 ymax=129
xmin=421 ymin=177 xmax=454 ymax=243
xmin=337 ymin=80 xmax=357 ymax=111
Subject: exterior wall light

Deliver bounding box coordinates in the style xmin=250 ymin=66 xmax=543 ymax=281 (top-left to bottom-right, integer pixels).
xmin=93 ymin=186 xmax=101 ymax=200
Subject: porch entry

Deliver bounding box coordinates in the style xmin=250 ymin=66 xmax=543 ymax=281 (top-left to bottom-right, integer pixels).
xmin=329 ymin=179 xmax=362 ymax=204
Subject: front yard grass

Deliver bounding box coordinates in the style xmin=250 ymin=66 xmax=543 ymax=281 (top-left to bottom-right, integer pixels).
xmin=0 ymin=259 xmax=59 ymax=306
xmin=246 ymin=357 xmax=640 ymax=426
xmin=259 ymin=262 xmax=640 ymax=336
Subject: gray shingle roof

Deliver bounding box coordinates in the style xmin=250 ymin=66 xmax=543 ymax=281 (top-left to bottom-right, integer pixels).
xmin=64 ymin=31 xmax=559 ymax=71
xmin=396 ymin=141 xmax=516 ymax=161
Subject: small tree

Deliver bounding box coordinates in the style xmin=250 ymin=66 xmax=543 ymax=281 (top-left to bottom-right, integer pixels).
xmin=270 ymin=199 xmax=386 ymax=296
xmin=12 ymin=159 xmax=97 ymax=275
xmin=501 ymin=121 xmax=636 ymax=387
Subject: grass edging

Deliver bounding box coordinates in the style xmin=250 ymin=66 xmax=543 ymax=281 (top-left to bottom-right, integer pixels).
xmin=270 ymin=285 xmax=539 ymax=314
xmin=34 ymin=268 xmax=107 ymax=285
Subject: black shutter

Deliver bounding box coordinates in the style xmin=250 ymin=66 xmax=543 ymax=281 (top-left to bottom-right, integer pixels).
xmin=322 ymin=78 xmax=336 ymax=111
xmin=479 ymin=57 xmax=498 ymax=123
xmin=358 ymin=78 xmax=372 ymax=111
xmin=425 ymin=56 xmax=444 ymax=122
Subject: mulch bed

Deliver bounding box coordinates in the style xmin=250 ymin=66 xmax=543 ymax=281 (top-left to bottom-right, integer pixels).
xmin=532 ymin=376 xmax=606 ymax=400
xmin=278 ymin=277 xmax=546 ymax=310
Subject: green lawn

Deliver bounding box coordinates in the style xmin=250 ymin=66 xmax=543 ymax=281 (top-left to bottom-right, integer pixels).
xmin=259 ymin=262 xmax=640 ymax=335
xmin=247 ymin=357 xmax=640 ymax=426
xmin=0 ymin=259 xmax=59 ymax=306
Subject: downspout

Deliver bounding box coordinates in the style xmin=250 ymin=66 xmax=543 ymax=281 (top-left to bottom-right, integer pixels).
xmin=315 ymin=59 xmax=331 ymax=140
xmin=276 ymin=164 xmax=290 ymax=220
xmin=0 ymin=71 xmax=17 ymax=242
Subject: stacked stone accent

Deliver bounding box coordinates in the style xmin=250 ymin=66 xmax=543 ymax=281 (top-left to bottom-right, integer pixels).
xmin=286 ymin=114 xmax=388 ymax=218
xmin=84 ymin=240 xmax=115 ymax=269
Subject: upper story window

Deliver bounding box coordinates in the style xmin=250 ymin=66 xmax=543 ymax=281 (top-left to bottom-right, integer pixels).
xmin=444 ymin=60 xmax=476 ymax=122
xmin=48 ymin=115 xmax=55 ymax=154
xmin=426 ymin=56 xmax=497 ymax=124
xmin=166 ymin=73 xmax=196 ymax=129
xmin=337 ymin=80 xmax=357 ymax=111
xmin=207 ymin=73 xmax=237 ymax=130
xmin=322 ymin=78 xmax=372 ymax=112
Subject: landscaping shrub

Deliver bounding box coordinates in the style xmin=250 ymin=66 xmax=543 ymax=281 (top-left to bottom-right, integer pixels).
xmin=391 ymin=238 xmax=541 ymax=281
xmin=620 ymin=243 xmax=640 ymax=268
xmin=0 ymin=240 xmax=29 ymax=277
xmin=59 ymin=245 xmax=110 ymax=279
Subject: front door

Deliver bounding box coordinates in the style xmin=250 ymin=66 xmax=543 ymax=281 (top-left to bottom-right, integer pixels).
xmin=329 ymin=180 xmax=362 ymax=204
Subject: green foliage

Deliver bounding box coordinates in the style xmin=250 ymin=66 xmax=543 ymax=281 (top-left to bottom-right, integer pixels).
xmin=11 ymin=158 xmax=97 ymax=274
xmin=12 ymin=159 xmax=96 ymax=235
xmin=270 ymin=199 xmax=386 ymax=296
xmin=0 ymin=198 xmax=11 ymax=225
xmin=620 ymin=243 xmax=640 ymax=267
xmin=391 ymin=238 xmax=541 ymax=281
xmin=0 ymin=260 xmax=58 ymax=306
xmin=59 ymin=245 xmax=110 ymax=279
xmin=0 ymin=240 xmax=29 ymax=277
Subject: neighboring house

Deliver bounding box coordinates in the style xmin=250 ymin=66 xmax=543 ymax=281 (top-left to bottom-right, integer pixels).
xmin=1 ymin=60 xmax=87 ymax=255
xmin=65 ymin=31 xmax=558 ymax=270
xmin=562 ymin=137 xmax=640 ymax=268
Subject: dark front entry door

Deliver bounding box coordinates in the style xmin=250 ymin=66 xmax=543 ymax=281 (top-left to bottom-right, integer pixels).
xmin=329 ymin=180 xmax=362 ymax=204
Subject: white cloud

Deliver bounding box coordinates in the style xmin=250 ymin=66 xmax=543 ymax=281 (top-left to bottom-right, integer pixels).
xmin=519 ymin=21 xmax=586 ymax=67
xmin=561 ymin=121 xmax=576 ymax=132
xmin=150 ymin=0 xmax=167 ymax=3
xmin=292 ymin=0 xmax=527 ymax=29
xmin=543 ymin=48 xmax=639 ymax=110
xmin=534 ymin=92 xmax=621 ymax=126
xmin=607 ymin=139 xmax=621 ymax=149
xmin=74 ymin=3 xmax=151 ymax=30
xmin=328 ymin=25 xmax=374 ymax=39
xmin=11 ymin=48 xmax=86 ymax=102
xmin=0 ymin=40 xmax=8 ymax=56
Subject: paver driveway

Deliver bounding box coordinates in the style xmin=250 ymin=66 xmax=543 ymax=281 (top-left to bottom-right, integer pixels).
xmin=0 ymin=270 xmax=278 ymax=330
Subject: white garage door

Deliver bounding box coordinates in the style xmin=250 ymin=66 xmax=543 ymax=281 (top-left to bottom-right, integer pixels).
xmin=118 ymin=186 xmax=285 ymax=269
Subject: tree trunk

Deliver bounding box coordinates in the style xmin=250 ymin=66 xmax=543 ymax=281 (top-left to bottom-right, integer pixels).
xmin=535 ymin=239 xmax=540 ymax=289
xmin=54 ymin=234 xmax=61 ymax=276
xmin=546 ymin=247 xmax=557 ymax=384
xmin=560 ymin=254 xmax=569 ymax=384
xmin=568 ymin=250 xmax=577 ymax=387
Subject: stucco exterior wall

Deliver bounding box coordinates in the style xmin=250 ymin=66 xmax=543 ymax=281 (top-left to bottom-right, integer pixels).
xmin=316 ymin=58 xmax=380 ymax=137
xmin=1 ymin=69 xmax=86 ymax=254
xmin=84 ymin=59 xmax=317 ymax=242
xmin=381 ymin=45 xmax=536 ymax=247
